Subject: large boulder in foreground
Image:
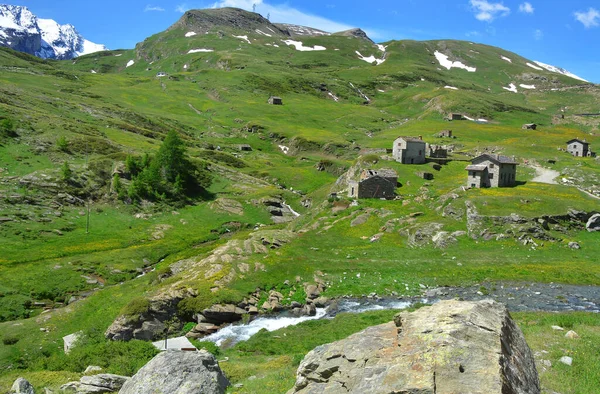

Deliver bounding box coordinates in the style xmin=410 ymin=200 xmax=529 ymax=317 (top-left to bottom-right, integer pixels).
xmin=587 ymin=213 xmax=600 ymax=232
xmin=288 ymin=300 xmax=540 ymax=394
xmin=119 ymin=350 xmax=229 ymax=394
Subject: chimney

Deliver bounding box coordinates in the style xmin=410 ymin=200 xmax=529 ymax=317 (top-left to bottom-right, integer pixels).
xmin=418 ymin=135 xmax=422 ymax=140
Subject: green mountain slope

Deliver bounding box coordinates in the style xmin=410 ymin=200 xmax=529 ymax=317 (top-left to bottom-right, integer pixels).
xmin=0 ymin=7 xmax=599 ymax=393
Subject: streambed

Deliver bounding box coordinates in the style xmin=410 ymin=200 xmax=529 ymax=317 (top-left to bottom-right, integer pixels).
xmin=202 ymin=282 xmax=600 ymax=347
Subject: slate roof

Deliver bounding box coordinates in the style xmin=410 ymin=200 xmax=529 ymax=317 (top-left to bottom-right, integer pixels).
xmin=473 ymin=154 xmax=518 ymax=165
xmin=395 ymin=136 xmax=425 ymax=143
xmin=465 ymin=164 xmax=488 ymax=171
xmin=567 ymin=138 xmax=589 ymax=145
xmin=363 ymin=169 xmax=398 ymax=178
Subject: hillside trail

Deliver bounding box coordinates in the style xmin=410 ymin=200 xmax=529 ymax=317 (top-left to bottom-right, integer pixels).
xmin=530 ymin=166 xmax=560 ymax=184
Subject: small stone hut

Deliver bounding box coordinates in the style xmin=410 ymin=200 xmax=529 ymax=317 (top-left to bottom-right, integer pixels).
xmin=268 ymin=96 xmax=283 ymax=105
xmin=522 ymin=123 xmax=537 ymax=130
xmin=447 ymin=113 xmax=465 ymax=121
xmin=238 ymin=144 xmax=252 ymax=152
xmin=429 ymin=145 xmax=448 ymax=159
xmin=567 ymin=139 xmax=594 ymax=157
xmin=349 ymin=169 xmax=398 ymax=199
xmin=393 ymin=136 xmax=426 ymax=164
xmin=438 ymin=130 xmax=453 ymax=138
xmin=466 ymin=154 xmax=518 ymax=188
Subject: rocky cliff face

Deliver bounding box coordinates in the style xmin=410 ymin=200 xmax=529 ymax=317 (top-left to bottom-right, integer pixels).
xmin=288 ymin=300 xmax=540 ymax=394
xmin=0 ymin=5 xmax=107 ymax=60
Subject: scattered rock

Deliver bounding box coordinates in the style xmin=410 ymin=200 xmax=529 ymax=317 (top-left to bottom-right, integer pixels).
xmin=288 ymin=300 xmax=540 ymax=394
xmin=350 ymin=213 xmax=370 ymax=227
xmin=11 ymin=378 xmax=35 ymax=394
xmin=61 ymin=374 xmax=129 ymax=393
xmin=565 ymin=330 xmax=579 ymax=339
xmin=559 ymin=356 xmax=573 ymax=366
xmin=119 ymin=350 xmax=229 ymax=394
xmin=551 ymin=325 xmax=564 ymax=331
xmin=84 ymin=366 xmax=103 ymax=374
xmin=202 ymin=304 xmax=247 ymax=324
xmin=568 ymin=242 xmax=581 ymax=250
xmin=586 ymin=213 xmax=600 ymax=232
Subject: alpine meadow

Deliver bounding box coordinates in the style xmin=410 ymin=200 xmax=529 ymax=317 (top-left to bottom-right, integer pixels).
xmin=0 ymin=5 xmax=600 ymax=394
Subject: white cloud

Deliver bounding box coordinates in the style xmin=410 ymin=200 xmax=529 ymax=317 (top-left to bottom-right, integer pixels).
xmin=470 ymin=0 xmax=510 ymax=22
xmin=534 ymin=29 xmax=543 ymax=40
xmin=519 ymin=2 xmax=534 ymax=14
xmin=575 ymin=8 xmax=600 ymax=28
xmin=145 ymin=5 xmax=165 ymax=12
xmin=175 ymin=3 xmax=188 ymax=13
xmin=210 ymin=0 xmax=354 ymax=33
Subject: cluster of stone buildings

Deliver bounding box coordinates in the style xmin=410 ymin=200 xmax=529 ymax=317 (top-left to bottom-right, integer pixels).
xmin=347 ymin=130 xmax=595 ymax=199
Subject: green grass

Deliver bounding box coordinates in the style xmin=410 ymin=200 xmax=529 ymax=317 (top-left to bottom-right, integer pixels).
xmin=0 ymin=29 xmax=599 ymax=392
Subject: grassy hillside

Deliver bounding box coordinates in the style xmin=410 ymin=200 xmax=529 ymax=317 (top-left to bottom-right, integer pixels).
xmin=0 ymin=7 xmax=599 ymax=393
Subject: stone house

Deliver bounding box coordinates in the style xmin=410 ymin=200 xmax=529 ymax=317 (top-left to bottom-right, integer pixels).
xmin=429 ymin=145 xmax=448 ymax=159
xmin=566 ymin=139 xmax=594 ymax=157
xmin=465 ymin=154 xmax=518 ymax=188
xmin=522 ymin=123 xmax=537 ymax=130
xmin=437 ymin=130 xmax=453 ymax=138
xmin=268 ymin=96 xmax=283 ymax=105
xmin=349 ymin=169 xmax=398 ymax=199
xmin=238 ymin=144 xmax=252 ymax=151
xmin=393 ymin=136 xmax=426 ymax=164
xmin=447 ymin=113 xmax=465 ymax=121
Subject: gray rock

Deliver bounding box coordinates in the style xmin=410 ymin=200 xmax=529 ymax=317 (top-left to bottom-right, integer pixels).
xmin=62 ymin=374 xmax=129 ymax=394
xmin=586 ymin=213 xmax=600 ymax=232
xmin=83 ymin=366 xmax=103 ymax=374
xmin=119 ymin=350 xmax=229 ymax=394
xmin=350 ymin=213 xmax=370 ymax=227
xmin=559 ymin=356 xmax=573 ymax=366
xmin=11 ymin=377 xmax=35 ymax=394
xmin=202 ymin=304 xmax=247 ymax=324
xmin=288 ymin=300 xmax=539 ymax=394
xmin=568 ymin=242 xmax=581 ymax=250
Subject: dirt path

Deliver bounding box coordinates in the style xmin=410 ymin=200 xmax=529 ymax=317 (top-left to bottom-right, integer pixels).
xmin=531 ymin=166 xmax=560 ymax=184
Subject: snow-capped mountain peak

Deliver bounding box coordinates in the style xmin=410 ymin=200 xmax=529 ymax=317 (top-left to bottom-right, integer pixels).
xmin=533 ymin=61 xmax=588 ymax=83
xmin=0 ymin=4 xmax=107 ymax=60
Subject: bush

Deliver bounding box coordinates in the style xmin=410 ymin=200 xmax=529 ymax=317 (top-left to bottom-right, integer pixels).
xmin=2 ymin=335 xmax=19 ymax=345
xmin=56 ymin=136 xmax=69 ymax=152
xmin=121 ymin=297 xmax=150 ymax=318
xmin=0 ymin=118 xmax=17 ymax=138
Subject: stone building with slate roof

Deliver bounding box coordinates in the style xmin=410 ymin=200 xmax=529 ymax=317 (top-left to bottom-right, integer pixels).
xmin=466 ymin=154 xmax=518 ymax=188
xmin=349 ymin=169 xmax=398 ymax=199
xmin=393 ymin=136 xmax=426 ymax=164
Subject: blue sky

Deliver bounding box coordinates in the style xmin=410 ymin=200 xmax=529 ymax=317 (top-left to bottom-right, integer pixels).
xmin=9 ymin=0 xmax=600 ymax=82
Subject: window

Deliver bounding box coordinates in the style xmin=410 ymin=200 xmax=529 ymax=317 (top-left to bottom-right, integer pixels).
xmin=489 ymin=163 xmax=495 ymax=168
xmin=471 ymin=183 xmax=476 ymax=188
xmin=418 ymin=150 xmax=422 ymax=156
xmin=489 ymin=173 xmax=494 ymax=179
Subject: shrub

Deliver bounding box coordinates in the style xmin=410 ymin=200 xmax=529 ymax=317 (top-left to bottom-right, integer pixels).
xmin=121 ymin=297 xmax=150 ymax=318
xmin=2 ymin=335 xmax=19 ymax=345
xmin=57 ymin=136 xmax=69 ymax=152
xmin=61 ymin=161 xmax=72 ymax=182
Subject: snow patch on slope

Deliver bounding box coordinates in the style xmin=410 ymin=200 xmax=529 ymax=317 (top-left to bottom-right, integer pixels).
xmin=126 ymin=60 xmax=134 ymax=68
xmin=356 ymin=51 xmax=385 ymax=65
xmin=282 ymin=40 xmax=326 ymax=51
xmin=533 ymin=61 xmax=588 ymax=82
xmin=444 ymin=86 xmax=459 ymax=90
xmin=434 ymin=51 xmax=476 ymax=72
xmin=255 ymin=29 xmax=271 ymax=37
xmin=185 ymin=31 xmax=197 ymax=37
xmin=501 ymin=56 xmax=512 ymax=63
xmin=526 ymin=62 xmax=543 ymax=71
xmin=520 ymin=84 xmax=535 ymax=90
xmin=234 ymin=35 xmax=251 ymax=44
xmin=503 ymin=83 xmax=518 ymax=93
xmin=188 ymin=48 xmax=214 ymax=53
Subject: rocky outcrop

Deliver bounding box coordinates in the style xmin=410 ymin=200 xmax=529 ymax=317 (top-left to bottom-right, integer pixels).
xmin=587 ymin=213 xmax=600 ymax=232
xmin=288 ymin=300 xmax=540 ymax=394
xmin=61 ymin=374 xmax=129 ymax=393
xmin=10 ymin=378 xmax=34 ymax=394
xmin=119 ymin=350 xmax=229 ymax=394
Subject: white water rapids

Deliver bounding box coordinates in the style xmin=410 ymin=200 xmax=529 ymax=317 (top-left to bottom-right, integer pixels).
xmin=201 ymin=299 xmax=412 ymax=347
